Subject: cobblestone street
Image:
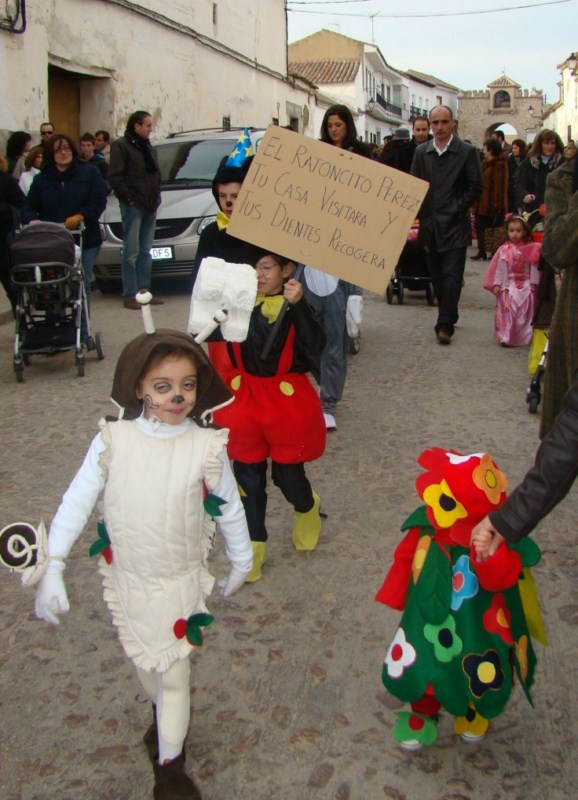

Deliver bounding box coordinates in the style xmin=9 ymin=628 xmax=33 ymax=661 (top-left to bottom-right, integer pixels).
xmin=0 ymin=259 xmax=576 ymax=800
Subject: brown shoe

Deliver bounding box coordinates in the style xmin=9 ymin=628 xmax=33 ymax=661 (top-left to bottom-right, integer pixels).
xmin=153 ymin=753 xmax=202 ymax=799
xmin=436 ymin=330 xmax=451 ymax=345
xmin=470 ymin=253 xmax=487 ymax=261
xmin=123 ymin=298 xmax=141 ymax=310
xmin=150 ymin=297 xmax=165 ymax=305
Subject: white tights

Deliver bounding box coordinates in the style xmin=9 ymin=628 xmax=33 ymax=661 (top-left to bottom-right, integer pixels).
xmin=136 ymin=658 xmax=191 ymax=764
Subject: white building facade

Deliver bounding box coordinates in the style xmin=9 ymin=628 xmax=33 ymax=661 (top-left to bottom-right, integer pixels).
xmin=288 ymin=29 xmax=409 ymax=145
xmin=542 ymin=52 xmax=578 ymax=142
xmin=0 ymin=0 xmax=315 ymax=146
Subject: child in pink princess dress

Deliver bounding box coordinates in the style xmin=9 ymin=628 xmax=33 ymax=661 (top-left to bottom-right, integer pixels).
xmin=483 ymin=215 xmax=541 ymax=346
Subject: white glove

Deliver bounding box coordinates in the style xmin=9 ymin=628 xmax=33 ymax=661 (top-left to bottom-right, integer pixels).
xmin=346 ymin=295 xmax=363 ymax=338
xmin=35 ymin=560 xmax=69 ymax=625
xmin=218 ymin=565 xmax=251 ymax=597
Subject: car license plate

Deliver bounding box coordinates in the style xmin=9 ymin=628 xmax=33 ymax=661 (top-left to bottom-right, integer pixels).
xmin=151 ymin=246 xmax=173 ymax=260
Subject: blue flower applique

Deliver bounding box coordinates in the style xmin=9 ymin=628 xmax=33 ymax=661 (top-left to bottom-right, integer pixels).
xmin=451 ymin=554 xmax=479 ymax=611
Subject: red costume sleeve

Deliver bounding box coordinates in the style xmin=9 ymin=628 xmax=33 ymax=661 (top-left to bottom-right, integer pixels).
xmin=375 ymin=527 xmax=421 ymax=609
xmin=470 ymin=542 xmax=523 ymax=591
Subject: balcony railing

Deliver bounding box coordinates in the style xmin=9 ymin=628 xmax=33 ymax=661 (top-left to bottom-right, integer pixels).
xmin=376 ymin=91 xmax=402 ymax=117
xmin=409 ymin=105 xmax=429 ymax=119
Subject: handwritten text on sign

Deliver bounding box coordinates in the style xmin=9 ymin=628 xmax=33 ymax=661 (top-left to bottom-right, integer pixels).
xmin=227 ymin=126 xmax=429 ymax=293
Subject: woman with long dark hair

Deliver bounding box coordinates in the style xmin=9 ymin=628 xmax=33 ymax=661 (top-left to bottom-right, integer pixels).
xmin=5 ymin=131 xmax=32 ymax=179
xmin=319 ymin=104 xmax=370 ymax=156
xmin=303 ymin=105 xmax=368 ymax=431
xmin=516 ymin=129 xmax=565 ymax=223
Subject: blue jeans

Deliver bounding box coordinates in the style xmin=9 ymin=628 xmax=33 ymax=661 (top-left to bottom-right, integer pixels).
xmin=80 ymin=245 xmax=100 ymax=340
xmin=304 ymin=280 xmax=350 ymax=416
xmin=426 ymin=246 xmax=467 ymax=335
xmin=119 ymin=202 xmax=156 ymax=298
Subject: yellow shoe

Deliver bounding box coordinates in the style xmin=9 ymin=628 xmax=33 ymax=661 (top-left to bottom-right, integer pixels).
xmin=245 ymin=541 xmax=268 ymax=583
xmin=454 ymin=704 xmax=489 ymax=742
xmin=292 ymin=492 xmax=322 ymax=551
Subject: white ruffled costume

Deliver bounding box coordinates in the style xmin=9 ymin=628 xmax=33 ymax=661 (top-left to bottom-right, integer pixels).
xmin=47 ymin=413 xmax=252 ymax=672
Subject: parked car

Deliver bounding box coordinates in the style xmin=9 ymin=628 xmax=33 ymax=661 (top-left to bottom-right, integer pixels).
xmin=93 ymin=128 xmax=265 ymax=293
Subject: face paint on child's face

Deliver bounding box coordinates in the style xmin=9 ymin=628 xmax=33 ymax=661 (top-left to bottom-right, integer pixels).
xmin=507 ymin=221 xmax=526 ymax=243
xmin=137 ymin=354 xmax=198 ymax=425
xmin=217 ymin=182 xmax=243 ymax=217
xmin=255 ymin=256 xmax=293 ymax=295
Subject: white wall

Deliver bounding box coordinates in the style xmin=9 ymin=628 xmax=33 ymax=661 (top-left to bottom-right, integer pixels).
xmin=0 ymin=0 xmax=313 ymax=143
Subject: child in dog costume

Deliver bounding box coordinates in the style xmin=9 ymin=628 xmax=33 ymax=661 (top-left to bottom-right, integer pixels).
xmin=33 ymin=326 xmax=253 ymax=799
xmin=375 ymin=448 xmax=545 ymax=750
xmin=212 ymin=250 xmax=326 ymax=582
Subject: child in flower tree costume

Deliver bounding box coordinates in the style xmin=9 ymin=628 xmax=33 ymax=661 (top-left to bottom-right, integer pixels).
xmin=375 ymin=447 xmax=545 ymax=751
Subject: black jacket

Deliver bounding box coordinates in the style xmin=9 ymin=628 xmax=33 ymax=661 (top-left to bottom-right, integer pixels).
xmin=411 ymin=136 xmax=483 ymax=252
xmin=108 ymin=134 xmax=161 ymax=213
xmin=515 ymin=154 xmax=564 ymax=218
xmin=0 ymin=171 xmax=24 ymax=275
xmin=489 ymin=371 xmax=578 ymax=542
xmin=217 ymin=296 xmax=325 ymax=378
xmin=22 ymin=162 xmax=107 ymax=249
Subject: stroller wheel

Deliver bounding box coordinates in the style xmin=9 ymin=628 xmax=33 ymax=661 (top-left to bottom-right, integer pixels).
xmin=85 ymin=336 xmax=95 ymax=352
xmin=527 ymin=394 xmax=539 ymax=414
xmin=397 ymin=281 xmax=405 ymax=305
xmin=385 ymin=283 xmax=394 ymax=304
xmin=426 ymin=282 xmax=436 ymax=306
xmin=94 ymin=331 xmax=105 ymax=361
xmin=76 ymin=353 xmax=85 ymax=377
xmin=14 ymin=360 xmax=24 ymax=383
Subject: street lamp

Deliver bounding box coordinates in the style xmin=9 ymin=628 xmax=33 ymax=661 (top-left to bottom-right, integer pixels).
xmin=366 ymin=97 xmax=375 ymax=113
xmin=528 ymin=106 xmax=534 ymax=117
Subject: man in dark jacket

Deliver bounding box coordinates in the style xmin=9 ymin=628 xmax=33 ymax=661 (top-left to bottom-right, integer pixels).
xmin=411 ymin=105 xmax=483 ymax=344
xmin=471 ymin=368 xmax=578 ymax=558
xmin=386 ymin=116 xmax=430 ymax=175
xmin=108 ymin=111 xmax=162 ymax=309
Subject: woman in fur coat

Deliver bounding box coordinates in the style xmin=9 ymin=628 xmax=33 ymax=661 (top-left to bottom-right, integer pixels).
xmin=471 ymin=139 xmax=509 ymax=260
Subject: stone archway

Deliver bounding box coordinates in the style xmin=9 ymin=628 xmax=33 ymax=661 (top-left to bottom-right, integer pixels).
xmin=485 ymin=122 xmax=519 ymax=142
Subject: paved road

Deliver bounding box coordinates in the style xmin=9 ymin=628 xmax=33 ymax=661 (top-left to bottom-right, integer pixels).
xmin=0 ymin=260 xmax=576 ymax=800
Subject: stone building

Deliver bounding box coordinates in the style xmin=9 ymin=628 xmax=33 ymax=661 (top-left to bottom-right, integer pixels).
xmin=0 ymin=0 xmax=315 ymax=148
xmin=457 ymin=75 xmax=544 ymax=147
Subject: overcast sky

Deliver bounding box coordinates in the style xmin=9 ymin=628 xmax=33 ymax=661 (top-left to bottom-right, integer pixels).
xmin=287 ymin=0 xmax=577 ymax=106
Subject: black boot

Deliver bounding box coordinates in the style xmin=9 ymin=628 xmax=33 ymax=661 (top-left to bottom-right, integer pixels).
xmin=153 ymin=752 xmax=202 ymax=799
xmin=143 ymin=703 xmax=159 ymax=763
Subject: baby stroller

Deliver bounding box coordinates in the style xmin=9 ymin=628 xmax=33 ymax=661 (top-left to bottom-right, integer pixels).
xmin=10 ymin=222 xmax=104 ymax=382
xmin=526 ymin=333 xmax=548 ymax=414
xmin=385 ymin=221 xmax=435 ymax=306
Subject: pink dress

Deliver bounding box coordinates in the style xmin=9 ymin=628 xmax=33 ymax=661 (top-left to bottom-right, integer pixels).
xmin=483 ymin=241 xmax=541 ymax=346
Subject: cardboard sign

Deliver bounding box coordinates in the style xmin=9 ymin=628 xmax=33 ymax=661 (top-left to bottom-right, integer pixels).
xmin=227 ymin=126 xmax=429 ymax=293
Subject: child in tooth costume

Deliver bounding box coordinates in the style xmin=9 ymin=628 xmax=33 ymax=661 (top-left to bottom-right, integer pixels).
xmin=375 ymin=448 xmax=545 ymax=751
xmin=31 ymin=324 xmax=252 ymax=800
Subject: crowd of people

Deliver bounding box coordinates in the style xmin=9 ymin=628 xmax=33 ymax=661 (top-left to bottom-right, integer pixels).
xmin=1 ymin=123 xmax=112 ymax=323
xmin=0 ymin=105 xmax=576 ymax=797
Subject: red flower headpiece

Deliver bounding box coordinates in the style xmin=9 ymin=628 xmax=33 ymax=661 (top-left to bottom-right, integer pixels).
xmin=415 ymin=448 xmax=508 ymax=546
